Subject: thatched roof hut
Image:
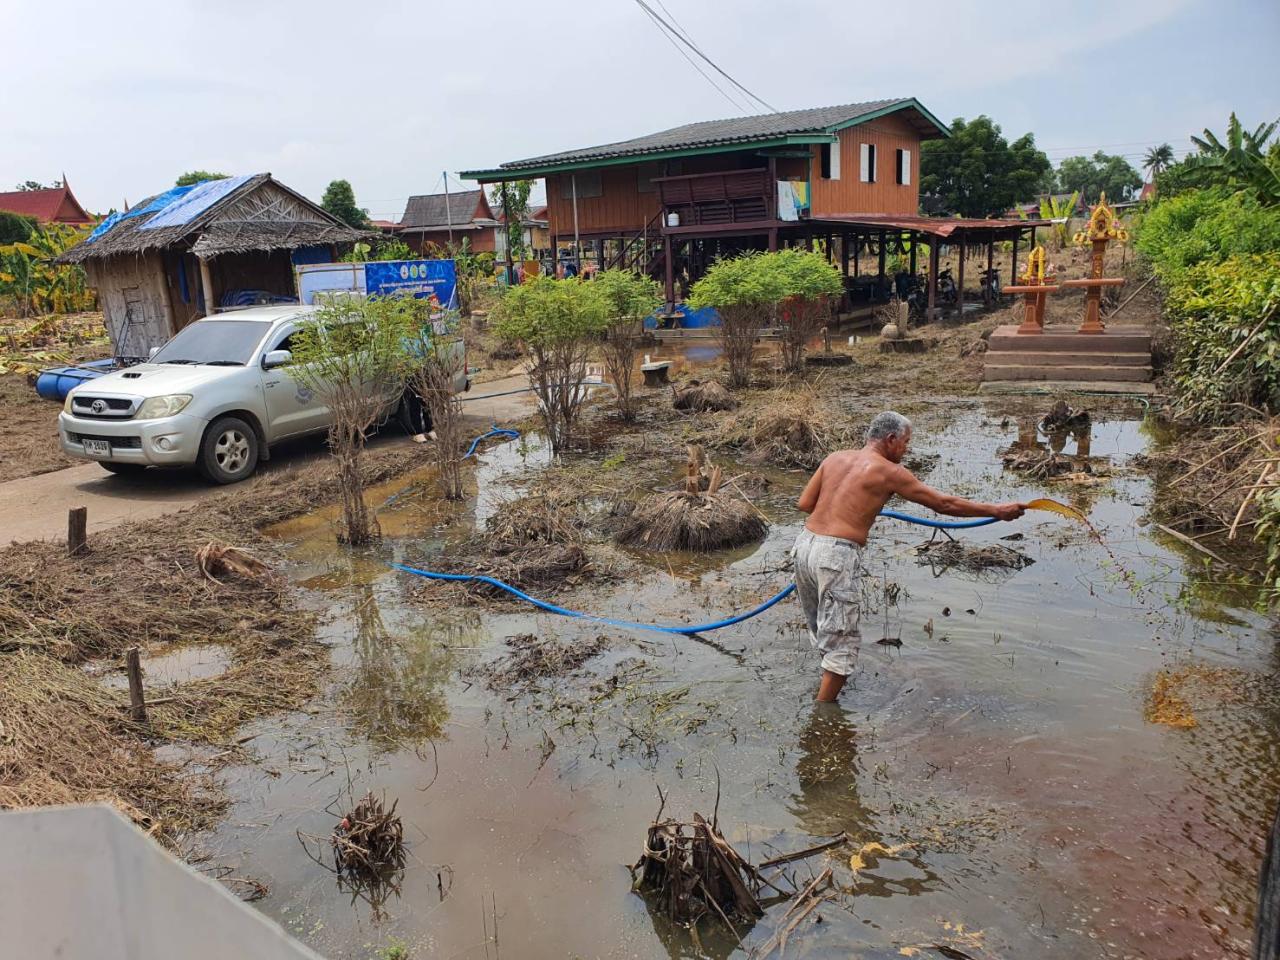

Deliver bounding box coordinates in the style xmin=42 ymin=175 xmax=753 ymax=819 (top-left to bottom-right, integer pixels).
xmin=58 ymin=173 xmax=368 ymax=360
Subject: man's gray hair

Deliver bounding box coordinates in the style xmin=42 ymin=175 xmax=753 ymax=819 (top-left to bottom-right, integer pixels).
xmin=867 ymin=411 xmax=912 ymax=442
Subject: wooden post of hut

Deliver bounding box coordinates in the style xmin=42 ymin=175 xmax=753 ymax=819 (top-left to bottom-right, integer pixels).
xmin=985 ymin=240 xmax=995 ymax=306
xmin=198 ymin=257 xmax=216 ymax=317
xmin=927 ymin=242 xmax=939 ymax=321
xmin=956 ymin=241 xmax=966 ymax=316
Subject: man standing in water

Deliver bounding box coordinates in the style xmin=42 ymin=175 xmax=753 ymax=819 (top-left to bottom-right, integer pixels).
xmin=795 ymin=411 xmax=1026 ymax=702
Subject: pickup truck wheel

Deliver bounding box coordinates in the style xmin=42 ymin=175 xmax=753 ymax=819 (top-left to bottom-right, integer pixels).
xmin=398 ymin=391 xmax=433 ymax=436
xmin=198 ymin=416 xmax=259 ymax=484
xmin=99 ymin=462 xmax=148 ymax=476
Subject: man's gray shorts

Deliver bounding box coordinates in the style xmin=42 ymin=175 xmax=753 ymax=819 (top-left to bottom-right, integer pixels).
xmin=792 ymin=528 xmax=863 ymax=676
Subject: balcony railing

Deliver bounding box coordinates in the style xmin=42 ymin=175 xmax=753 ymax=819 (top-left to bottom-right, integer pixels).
xmin=655 ymin=168 xmax=783 ymax=227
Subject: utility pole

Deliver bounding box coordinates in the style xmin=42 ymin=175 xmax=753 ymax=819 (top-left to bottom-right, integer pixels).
xmin=443 ymin=170 xmax=453 ymax=245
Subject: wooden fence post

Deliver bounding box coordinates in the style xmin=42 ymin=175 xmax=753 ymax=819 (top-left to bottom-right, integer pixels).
xmin=68 ymin=507 xmax=87 ymax=557
xmin=125 ymin=647 xmax=147 ymax=722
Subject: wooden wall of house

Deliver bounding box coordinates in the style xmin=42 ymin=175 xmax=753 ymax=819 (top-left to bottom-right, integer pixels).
xmin=86 ymin=253 xmax=176 ymax=359
xmin=808 ymin=114 xmax=921 ymax=216
xmin=545 ymin=166 xmax=662 ymax=238
xmin=404 ymin=229 xmax=496 ymax=255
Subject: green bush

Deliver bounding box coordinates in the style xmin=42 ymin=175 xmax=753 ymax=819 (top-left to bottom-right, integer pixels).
xmin=1135 ymin=189 xmax=1280 ymax=282
xmin=1164 ymin=252 xmax=1280 ymax=414
xmin=1256 ymin=488 xmax=1280 ymax=598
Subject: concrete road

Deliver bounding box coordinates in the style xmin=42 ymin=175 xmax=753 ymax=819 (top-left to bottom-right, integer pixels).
xmin=0 ymin=375 xmax=534 ymax=546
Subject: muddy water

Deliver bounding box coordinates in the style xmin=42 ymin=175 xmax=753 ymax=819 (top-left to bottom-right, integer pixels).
xmin=203 ymin=407 xmax=1280 ymax=960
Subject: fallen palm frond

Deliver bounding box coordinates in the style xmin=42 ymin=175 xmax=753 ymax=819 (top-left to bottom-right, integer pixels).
xmin=672 ymin=379 xmax=738 ymax=413
xmin=195 ymin=541 xmax=276 ymax=584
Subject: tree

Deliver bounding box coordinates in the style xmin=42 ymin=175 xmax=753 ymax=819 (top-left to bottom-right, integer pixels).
xmin=321 ymin=179 xmax=371 ymax=229
xmin=14 ymin=180 xmax=60 ymax=191
xmin=493 ymin=276 xmax=609 ymax=450
xmin=488 ymin=180 xmax=534 ymax=263
xmin=287 ymin=295 xmax=412 ymax=544
xmin=1054 ymin=152 xmax=1143 ymax=203
xmin=1185 ymin=112 xmax=1280 ymax=205
xmin=919 ymin=116 xmax=1051 ymax=217
xmin=687 ymin=253 xmax=780 ymax=388
xmin=175 ymin=170 xmax=229 ymax=187
xmin=1143 ymin=144 xmax=1174 ymax=180
xmin=402 ymin=303 xmax=468 ymax=500
xmin=769 ymin=249 xmax=845 ymax=372
xmin=594 ymin=269 xmax=662 ymax=421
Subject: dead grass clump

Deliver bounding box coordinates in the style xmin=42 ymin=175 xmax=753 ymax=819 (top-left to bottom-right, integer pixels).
xmin=474 ymin=543 xmax=590 ymax=593
xmin=672 ymin=379 xmax=737 ymax=413
xmin=477 ymin=633 xmax=609 ymax=689
xmin=915 ymin=539 xmax=1035 ymax=576
xmin=0 ymin=651 xmax=223 ymax=842
xmin=484 ymin=494 xmax=582 ymax=550
xmin=616 ymin=491 xmax=766 ymax=552
xmin=717 ymin=390 xmax=852 ymax=469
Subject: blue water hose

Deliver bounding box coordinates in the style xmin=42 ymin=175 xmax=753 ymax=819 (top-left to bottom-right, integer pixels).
xmin=390 ymin=427 xmax=1003 ymax=634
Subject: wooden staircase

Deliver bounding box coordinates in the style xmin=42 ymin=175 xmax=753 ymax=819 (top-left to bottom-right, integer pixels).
xmin=981 ymin=325 xmax=1155 ymax=393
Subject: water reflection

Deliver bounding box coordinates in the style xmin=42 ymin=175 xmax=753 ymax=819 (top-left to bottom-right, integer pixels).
xmin=344 ymin=584 xmax=471 ymax=751
xmin=788 ymin=702 xmax=872 ymax=840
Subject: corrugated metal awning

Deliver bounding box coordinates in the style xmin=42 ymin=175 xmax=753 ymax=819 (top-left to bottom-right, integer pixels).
xmin=811 ymin=213 xmax=1050 ymax=238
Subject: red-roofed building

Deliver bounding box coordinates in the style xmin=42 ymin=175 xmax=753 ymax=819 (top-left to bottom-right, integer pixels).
xmin=0 ymin=179 xmax=93 ymax=227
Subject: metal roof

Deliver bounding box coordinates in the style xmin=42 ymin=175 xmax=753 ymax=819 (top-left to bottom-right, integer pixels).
xmin=812 ymin=213 xmax=1050 ymax=238
xmin=461 ymin=98 xmax=950 ymax=181
xmin=399 ymin=190 xmax=490 ymax=230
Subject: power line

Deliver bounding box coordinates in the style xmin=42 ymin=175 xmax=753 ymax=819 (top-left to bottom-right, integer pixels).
xmin=634 ymin=2 xmax=750 ymax=113
xmin=631 ymin=0 xmax=777 ymax=114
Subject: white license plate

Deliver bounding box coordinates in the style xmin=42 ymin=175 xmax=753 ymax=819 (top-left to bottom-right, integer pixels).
xmin=83 ymin=438 xmax=111 ymax=457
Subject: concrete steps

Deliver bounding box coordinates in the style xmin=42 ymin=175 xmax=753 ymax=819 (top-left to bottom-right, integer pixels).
xmin=982 ymin=324 xmax=1153 ymax=385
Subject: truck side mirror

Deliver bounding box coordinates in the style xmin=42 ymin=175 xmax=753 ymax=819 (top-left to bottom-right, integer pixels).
xmin=261 ymin=349 xmax=292 ymax=370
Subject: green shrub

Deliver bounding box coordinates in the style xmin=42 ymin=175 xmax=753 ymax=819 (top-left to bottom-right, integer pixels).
xmin=1135 ymin=189 xmax=1280 ymax=282
xmin=1256 ymin=488 xmax=1280 ymax=598
xmin=594 ymin=269 xmax=661 ymax=420
xmin=1164 ymin=252 xmax=1280 ymax=415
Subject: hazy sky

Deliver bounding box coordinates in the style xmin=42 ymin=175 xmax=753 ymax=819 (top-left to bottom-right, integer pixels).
xmin=4 ymin=0 xmax=1277 ymax=220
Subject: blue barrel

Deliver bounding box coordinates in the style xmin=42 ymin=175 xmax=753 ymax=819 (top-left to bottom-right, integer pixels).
xmin=34 ymin=358 xmax=118 ymax=401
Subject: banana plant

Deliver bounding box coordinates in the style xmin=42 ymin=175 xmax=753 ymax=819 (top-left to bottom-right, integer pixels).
xmin=1039 ymin=191 xmax=1080 ymax=249
xmin=1187 ymin=113 xmax=1280 ymax=205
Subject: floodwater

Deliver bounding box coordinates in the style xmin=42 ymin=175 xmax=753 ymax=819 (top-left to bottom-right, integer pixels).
xmin=201 ymin=403 xmax=1280 ymax=960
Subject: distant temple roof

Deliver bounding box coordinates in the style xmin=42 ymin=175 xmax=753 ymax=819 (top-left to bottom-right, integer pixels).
xmin=0 ymin=179 xmax=93 ymax=226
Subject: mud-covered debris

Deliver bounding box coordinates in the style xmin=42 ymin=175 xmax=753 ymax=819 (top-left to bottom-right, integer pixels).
xmin=915 ymin=539 xmax=1034 ymax=574
xmin=1041 ymin=399 xmax=1090 ymax=432
xmin=1001 ymin=449 xmax=1080 ymax=480
xmin=477 ymin=633 xmax=609 ymax=689
xmin=331 ymin=791 xmax=406 ymax=881
xmin=672 ymin=379 xmax=737 ymax=413
xmin=474 ymin=543 xmax=589 ymax=593
xmin=484 ymin=495 xmax=582 ymax=550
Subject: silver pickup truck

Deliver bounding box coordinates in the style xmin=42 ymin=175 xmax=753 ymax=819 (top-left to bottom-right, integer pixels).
xmin=59 ymin=304 xmax=466 ymax=483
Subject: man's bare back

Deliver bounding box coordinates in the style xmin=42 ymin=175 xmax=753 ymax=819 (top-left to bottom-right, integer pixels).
xmin=797 ymin=425 xmax=1026 ymax=545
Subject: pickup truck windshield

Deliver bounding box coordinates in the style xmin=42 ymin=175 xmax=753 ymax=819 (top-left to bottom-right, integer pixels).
xmin=151 ymin=320 xmax=272 ymax=366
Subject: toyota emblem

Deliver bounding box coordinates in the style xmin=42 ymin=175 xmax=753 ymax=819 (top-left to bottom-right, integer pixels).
xmin=90 ymin=399 xmax=106 ymax=415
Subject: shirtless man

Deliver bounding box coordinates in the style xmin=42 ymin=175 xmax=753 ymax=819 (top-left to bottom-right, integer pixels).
xmin=795 ymin=411 xmax=1027 ymax=702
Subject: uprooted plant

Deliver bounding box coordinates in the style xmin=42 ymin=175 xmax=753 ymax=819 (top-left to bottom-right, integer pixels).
xmin=494 ymin=276 xmax=609 ymax=451
xmin=403 ymin=303 xmax=467 ymax=500
xmin=289 ymin=295 xmax=412 ymax=544
xmin=594 ymin=269 xmax=662 ymax=421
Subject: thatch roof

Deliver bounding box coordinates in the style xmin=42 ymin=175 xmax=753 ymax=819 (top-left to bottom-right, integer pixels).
xmin=57 ymin=173 xmax=369 ymax=263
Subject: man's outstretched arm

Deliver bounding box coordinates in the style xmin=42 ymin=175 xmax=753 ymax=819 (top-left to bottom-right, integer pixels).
xmin=892 ymin=467 xmax=1026 ymax=521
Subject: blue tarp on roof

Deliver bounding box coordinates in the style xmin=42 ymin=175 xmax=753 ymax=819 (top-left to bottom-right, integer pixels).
xmin=84 ymin=184 xmax=197 ymax=243
xmin=140 ymin=174 xmax=254 ymax=231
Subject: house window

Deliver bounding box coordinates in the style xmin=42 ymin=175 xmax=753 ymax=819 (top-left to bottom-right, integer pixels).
xmin=819 ymin=142 xmax=840 ymax=181
xmin=859 ymin=143 xmax=876 ymax=183
xmin=560 ymin=170 xmax=602 ymax=200
xmin=896 ymin=148 xmax=911 ymax=186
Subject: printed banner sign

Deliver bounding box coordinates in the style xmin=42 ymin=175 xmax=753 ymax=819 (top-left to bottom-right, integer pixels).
xmin=363 ymin=260 xmax=457 ymax=308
